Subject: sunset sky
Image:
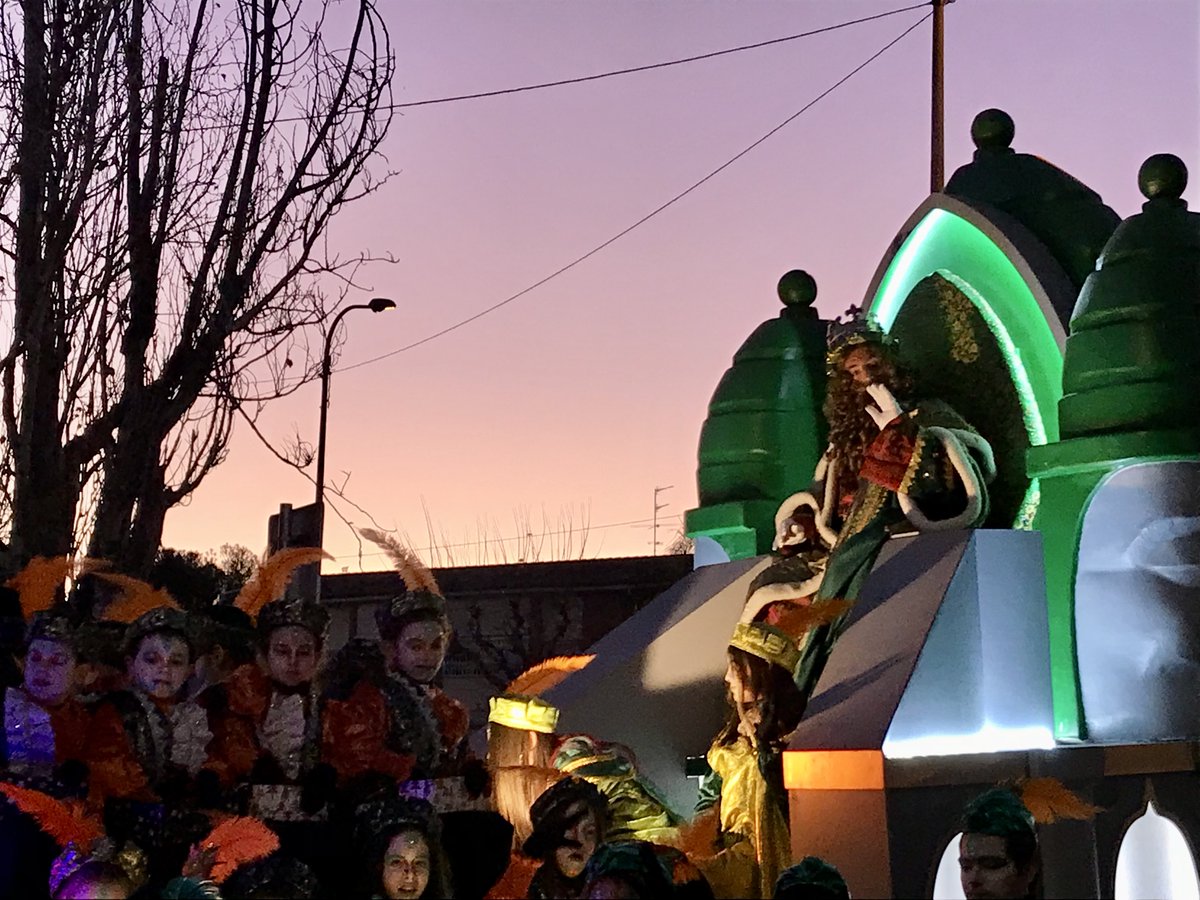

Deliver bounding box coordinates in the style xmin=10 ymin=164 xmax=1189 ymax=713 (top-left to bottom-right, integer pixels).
xmin=162 ymin=0 xmax=1200 ymax=573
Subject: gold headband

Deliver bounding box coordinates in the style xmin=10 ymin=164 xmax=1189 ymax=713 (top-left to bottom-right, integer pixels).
xmin=729 ymin=622 xmax=801 ymax=673
xmin=488 ymin=695 xmax=560 ymax=734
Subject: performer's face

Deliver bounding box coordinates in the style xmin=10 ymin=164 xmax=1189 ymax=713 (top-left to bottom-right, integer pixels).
xmin=381 ymin=828 xmax=431 ymax=900
xmin=128 ymin=633 xmax=192 ymax=700
xmin=555 ymin=802 xmax=600 ymax=878
xmin=724 ymin=658 xmax=757 ymax=704
xmin=393 ymin=620 xmax=448 ymax=684
xmin=841 ymin=345 xmax=883 ymax=386
xmin=23 ymin=638 xmax=76 ymax=706
xmin=266 ymin=625 xmax=320 ymax=687
xmin=959 ymin=832 xmax=1036 ymax=899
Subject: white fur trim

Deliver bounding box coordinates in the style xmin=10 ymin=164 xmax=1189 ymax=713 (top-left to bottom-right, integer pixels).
xmin=816 ymin=454 xmax=840 ymax=547
xmin=772 ymin=491 xmax=821 ymax=550
xmin=740 ymin=574 xmax=826 ymax=623
xmin=772 ymin=449 xmax=839 ymax=551
xmin=898 ymin=426 xmax=992 ymax=531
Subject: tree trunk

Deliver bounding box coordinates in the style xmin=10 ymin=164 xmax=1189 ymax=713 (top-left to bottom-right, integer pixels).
xmin=10 ymin=0 xmax=76 ymax=564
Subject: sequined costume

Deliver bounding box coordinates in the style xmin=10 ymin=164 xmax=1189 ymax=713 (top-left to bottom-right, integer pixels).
xmin=86 ymin=690 xmax=214 ymax=803
xmin=201 ymin=663 xmax=323 ymax=785
xmin=322 ymin=653 xmax=468 ymax=783
xmin=0 ymin=686 xmax=90 ymax=780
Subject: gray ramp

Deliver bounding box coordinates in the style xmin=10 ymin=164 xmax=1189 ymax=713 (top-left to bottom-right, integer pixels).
xmin=788 ymin=529 xmax=1053 ymax=757
xmin=546 ymin=557 xmax=765 ymax=814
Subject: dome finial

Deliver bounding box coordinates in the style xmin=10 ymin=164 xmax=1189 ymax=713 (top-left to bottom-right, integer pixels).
xmin=777 ymin=270 xmax=817 ymax=308
xmin=1138 ymin=154 xmax=1187 ymax=204
xmin=971 ymin=109 xmax=1015 ymax=153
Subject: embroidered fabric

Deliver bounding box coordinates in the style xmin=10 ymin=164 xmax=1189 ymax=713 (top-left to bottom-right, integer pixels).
xmin=258 ymin=693 xmax=307 ymax=781
xmin=383 ymin=675 xmax=442 ymax=777
xmin=168 ymin=701 xmax=211 ymax=775
xmin=3 ymin=687 xmax=56 ymax=774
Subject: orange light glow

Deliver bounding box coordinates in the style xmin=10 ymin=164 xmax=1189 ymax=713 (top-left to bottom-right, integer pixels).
xmin=782 ymin=749 xmax=884 ymax=791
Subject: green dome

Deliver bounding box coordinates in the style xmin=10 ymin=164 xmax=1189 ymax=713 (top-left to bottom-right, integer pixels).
xmin=945 ymin=109 xmax=1121 ymax=295
xmin=1059 ymin=154 xmax=1200 ymax=438
xmin=687 ymin=271 xmax=828 ymax=558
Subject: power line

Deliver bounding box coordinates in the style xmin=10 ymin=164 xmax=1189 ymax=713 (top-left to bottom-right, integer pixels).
xmin=178 ymin=4 xmax=930 ymax=130
xmin=334 ymin=9 xmax=933 ymax=376
xmin=388 ymin=3 xmax=931 ymax=110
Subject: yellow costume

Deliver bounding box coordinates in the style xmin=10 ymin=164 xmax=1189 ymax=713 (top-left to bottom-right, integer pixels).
xmin=696 ymin=737 xmax=792 ymax=899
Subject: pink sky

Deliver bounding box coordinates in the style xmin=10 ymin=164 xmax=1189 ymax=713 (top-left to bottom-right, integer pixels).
xmin=163 ymin=0 xmax=1200 ymax=572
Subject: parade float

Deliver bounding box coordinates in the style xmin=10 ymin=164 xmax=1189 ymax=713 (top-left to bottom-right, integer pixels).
xmin=545 ymin=110 xmax=1200 ymax=899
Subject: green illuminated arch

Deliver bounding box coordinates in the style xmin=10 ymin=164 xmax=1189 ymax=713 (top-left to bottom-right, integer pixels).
xmin=866 ymin=199 xmax=1067 ymax=448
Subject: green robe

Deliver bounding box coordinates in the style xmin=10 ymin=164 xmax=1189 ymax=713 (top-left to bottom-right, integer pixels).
xmin=792 ymin=399 xmax=994 ymax=702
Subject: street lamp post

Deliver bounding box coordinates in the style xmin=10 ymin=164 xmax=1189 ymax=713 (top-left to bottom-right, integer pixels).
xmin=314 ymin=297 xmax=396 ymax=514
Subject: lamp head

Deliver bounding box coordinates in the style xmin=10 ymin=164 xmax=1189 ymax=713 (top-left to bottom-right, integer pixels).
xmin=368 ymin=297 xmax=396 ymax=313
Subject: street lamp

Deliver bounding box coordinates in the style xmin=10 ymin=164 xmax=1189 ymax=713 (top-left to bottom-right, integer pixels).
xmin=314 ymin=297 xmax=396 ymax=513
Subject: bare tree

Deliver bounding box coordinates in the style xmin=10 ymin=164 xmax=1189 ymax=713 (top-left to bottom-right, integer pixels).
xmin=0 ymin=0 xmax=394 ymax=574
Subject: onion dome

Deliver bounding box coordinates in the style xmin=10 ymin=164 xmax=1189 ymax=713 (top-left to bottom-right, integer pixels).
xmin=946 ymin=109 xmax=1121 ymax=294
xmin=686 ymin=271 xmax=828 ymax=558
xmin=1059 ymin=154 xmax=1200 ymax=439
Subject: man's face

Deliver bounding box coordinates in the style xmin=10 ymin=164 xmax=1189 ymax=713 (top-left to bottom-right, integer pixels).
xmin=841 ymin=345 xmax=884 ymax=387
xmin=959 ymin=832 xmax=1035 ymax=900
xmin=23 ymin=638 xmax=76 ymax=706
xmin=554 ymin=802 xmax=600 ymax=879
xmin=266 ymin=625 xmax=319 ymax=687
xmin=127 ymin=633 xmax=192 ymax=701
xmin=392 ymin=620 xmax=447 ymax=684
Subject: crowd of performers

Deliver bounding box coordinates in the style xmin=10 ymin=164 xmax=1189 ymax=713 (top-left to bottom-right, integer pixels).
xmin=0 ymin=313 xmax=1086 ymax=899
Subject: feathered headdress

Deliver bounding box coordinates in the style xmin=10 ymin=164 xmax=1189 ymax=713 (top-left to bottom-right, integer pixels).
xmin=233 ymin=548 xmax=329 ymax=621
xmin=257 ymin=597 xmax=330 ymax=642
xmin=121 ymin=606 xmax=193 ymax=657
xmin=198 ymin=817 xmax=281 ymax=884
xmin=359 ymin=528 xmax=441 ymax=595
xmin=488 ymin=656 xmax=594 ymax=735
xmin=0 ymin=782 xmax=103 ymax=849
xmin=6 ymin=556 xmax=106 ymax=621
xmin=506 ymin=655 xmax=593 ymax=697
xmin=362 ymin=528 xmax=448 ymax=639
xmin=1015 ymin=777 xmax=1101 ymax=825
xmin=962 ymin=779 xmax=1100 ymax=838
xmin=94 ymin=571 xmax=180 ymax=624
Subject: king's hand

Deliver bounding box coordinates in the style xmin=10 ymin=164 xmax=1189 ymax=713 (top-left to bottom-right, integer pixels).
xmin=865 ymin=383 xmax=903 ymax=430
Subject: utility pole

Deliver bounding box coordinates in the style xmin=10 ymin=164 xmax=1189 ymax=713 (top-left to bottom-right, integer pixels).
xmin=931 ymin=0 xmax=952 ymax=193
xmin=652 ymin=485 xmax=673 ymax=556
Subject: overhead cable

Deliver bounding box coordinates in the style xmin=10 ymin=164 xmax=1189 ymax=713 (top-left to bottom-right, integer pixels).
xmin=335 ymin=9 xmax=933 ymax=375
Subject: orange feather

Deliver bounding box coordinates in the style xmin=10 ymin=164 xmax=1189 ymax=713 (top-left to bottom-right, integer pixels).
xmin=505 ymin=655 xmax=594 ymax=697
xmin=770 ymin=598 xmax=853 ymax=640
xmin=1018 ymin=777 xmax=1101 ymax=824
xmin=666 ymin=807 xmax=720 ymax=861
xmin=202 ymin=816 xmax=280 ymax=883
xmin=359 ymin=528 xmax=440 ymax=595
xmin=93 ymin=572 xmax=179 ymax=623
xmin=0 ymin=782 xmax=103 ymax=849
xmin=232 ymin=547 xmax=329 ymax=619
xmin=6 ymin=556 xmax=107 ymax=620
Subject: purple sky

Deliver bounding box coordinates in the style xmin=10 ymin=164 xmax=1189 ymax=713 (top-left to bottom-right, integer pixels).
xmin=163 ymin=0 xmax=1200 ymax=572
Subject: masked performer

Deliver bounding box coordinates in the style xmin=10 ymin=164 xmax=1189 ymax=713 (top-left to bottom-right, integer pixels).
xmin=323 ymin=531 xmax=468 ymax=786
xmin=692 ymin=616 xmax=818 ymax=900
xmin=354 ymin=795 xmax=452 ymax=900
xmin=523 ymin=776 xmax=608 ymax=900
xmin=1 ymin=559 xmax=94 ymax=789
xmin=200 ymin=549 xmax=331 ymax=790
xmin=750 ymin=309 xmax=994 ymax=709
